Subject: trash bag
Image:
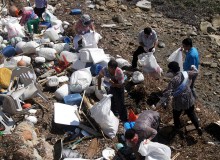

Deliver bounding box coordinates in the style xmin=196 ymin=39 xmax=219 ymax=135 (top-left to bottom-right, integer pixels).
xmin=132 ymin=71 xmax=144 ymax=84
xmin=138 ymin=140 xmax=171 ymax=160
xmin=90 ymin=94 xmax=119 ymax=138
xmin=82 ymin=31 xmax=102 ymax=48
xmin=167 ymin=48 xmax=183 ymax=71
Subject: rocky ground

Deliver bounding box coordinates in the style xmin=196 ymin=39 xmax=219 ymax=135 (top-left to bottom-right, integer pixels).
xmin=1 ymin=0 xmax=220 ymax=159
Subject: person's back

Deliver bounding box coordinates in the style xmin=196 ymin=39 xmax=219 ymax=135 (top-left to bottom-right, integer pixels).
xmin=134 ymin=110 xmax=160 ymax=142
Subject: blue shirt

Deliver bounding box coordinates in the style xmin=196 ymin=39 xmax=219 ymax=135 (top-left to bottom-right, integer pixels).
xmin=183 ymin=47 xmax=199 ymax=71
xmin=35 ymin=0 xmax=47 ymax=8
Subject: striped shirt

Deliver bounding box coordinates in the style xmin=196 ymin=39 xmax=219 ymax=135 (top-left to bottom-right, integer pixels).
xmin=138 ymin=29 xmax=158 ymax=51
xmin=35 ymin=0 xmax=47 ymax=8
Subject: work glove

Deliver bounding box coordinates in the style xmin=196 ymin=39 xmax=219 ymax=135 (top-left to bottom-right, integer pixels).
xmin=150 ymin=47 xmax=155 ymax=53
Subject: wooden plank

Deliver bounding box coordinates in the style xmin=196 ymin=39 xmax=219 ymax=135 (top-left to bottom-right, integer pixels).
xmin=86 ymin=138 xmax=99 ymax=159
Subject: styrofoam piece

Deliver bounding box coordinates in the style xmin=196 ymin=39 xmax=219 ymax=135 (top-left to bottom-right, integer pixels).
xmin=15 ymin=41 xmax=26 ymax=54
xmin=25 ymin=115 xmax=38 ymax=124
xmin=38 ymin=48 xmax=57 ymax=60
xmin=13 ymin=56 xmax=31 ymax=65
xmin=58 ymin=76 xmax=69 ymax=83
xmin=46 ymin=76 xmax=59 ymax=87
xmin=60 ymin=51 xmax=78 ymax=63
xmin=22 ymin=41 xmax=39 ymax=54
xmin=52 ymin=43 xmax=70 ymax=54
xmin=54 ymin=103 xmax=79 ymax=126
xmin=102 ymin=148 xmax=115 ymax=160
xmin=0 ymin=111 xmax=16 ymax=134
xmin=79 ymin=49 xmax=93 ymax=63
xmin=89 ymin=48 xmax=107 ymax=64
xmin=44 ymin=27 xmax=60 ymax=41
xmin=54 ymin=84 xmax=70 ymax=100
xmin=35 ymin=57 xmax=46 ymax=63
xmin=72 ymin=60 xmax=86 ymax=70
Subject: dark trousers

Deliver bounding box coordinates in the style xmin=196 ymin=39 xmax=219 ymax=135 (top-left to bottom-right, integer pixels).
xmin=190 ymin=75 xmax=198 ymax=99
xmin=173 ymin=105 xmax=200 ymax=129
xmin=132 ymin=46 xmax=154 ymax=68
xmin=109 ymin=86 xmax=127 ymax=122
xmin=34 ymin=7 xmax=46 ymax=18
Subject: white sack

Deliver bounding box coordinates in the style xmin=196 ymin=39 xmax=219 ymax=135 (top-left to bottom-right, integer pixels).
xmin=60 ymin=51 xmax=78 ymax=63
xmin=13 ymin=56 xmax=31 ymax=65
xmin=167 ymin=48 xmax=183 ymax=71
xmin=15 ymin=41 xmax=26 ymax=54
xmin=138 ymin=140 xmax=171 ymax=160
xmin=90 ymin=94 xmax=119 ymax=138
xmin=5 ymin=23 xmax=25 ymax=39
xmin=52 ymin=43 xmax=70 ymax=54
xmin=82 ymin=31 xmax=102 ymax=48
xmin=69 ymin=68 xmax=92 ymax=93
xmin=132 ymin=71 xmax=144 ymax=83
xmin=38 ymin=48 xmax=57 ymax=60
xmin=116 ymin=58 xmax=131 ymax=68
xmin=22 ymin=41 xmax=39 ymax=54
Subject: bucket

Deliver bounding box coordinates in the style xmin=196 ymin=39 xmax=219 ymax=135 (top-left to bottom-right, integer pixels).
xmin=63 ymin=93 xmax=82 ymax=106
xmin=90 ymin=64 xmax=103 ymax=76
xmin=2 ymin=45 xmax=16 ymax=57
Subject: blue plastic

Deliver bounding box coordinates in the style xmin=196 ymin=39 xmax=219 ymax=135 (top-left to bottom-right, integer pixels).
xmin=2 ymin=45 xmax=16 ymax=57
xmin=124 ymin=122 xmax=135 ymax=131
xmin=63 ymin=37 xmax=71 ymax=44
xmin=70 ymin=9 xmax=82 ymax=15
xmin=90 ymin=64 xmax=103 ymax=76
xmin=64 ymin=93 xmax=82 ymax=106
xmin=39 ymin=21 xmax=52 ymax=28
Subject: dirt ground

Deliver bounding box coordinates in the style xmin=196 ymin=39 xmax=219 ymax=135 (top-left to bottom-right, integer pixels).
xmin=1 ymin=0 xmax=220 ymax=159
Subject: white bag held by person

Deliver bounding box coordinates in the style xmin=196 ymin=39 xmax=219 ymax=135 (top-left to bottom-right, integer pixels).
xmin=69 ymin=68 xmax=92 ymax=93
xmin=167 ymin=48 xmax=183 ymax=71
xmin=139 ymin=52 xmax=162 ymax=74
xmin=90 ymin=94 xmax=119 ymax=138
xmin=82 ymin=31 xmax=102 ymax=48
xmin=138 ymin=140 xmax=171 ymax=160
xmin=132 ymin=71 xmax=144 ymax=84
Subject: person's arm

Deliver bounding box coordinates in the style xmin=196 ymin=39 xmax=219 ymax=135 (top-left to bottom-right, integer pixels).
xmin=146 ymin=127 xmax=157 ymax=141
xmin=75 ymin=20 xmax=81 ymax=34
xmin=138 ymin=31 xmax=144 ymax=47
xmin=187 ymin=65 xmax=198 ymax=80
xmin=45 ymin=0 xmax=48 ymax=8
xmin=90 ymin=22 xmax=95 ymax=31
xmin=97 ymin=70 xmax=104 ymax=90
xmin=19 ymin=11 xmax=29 ymax=25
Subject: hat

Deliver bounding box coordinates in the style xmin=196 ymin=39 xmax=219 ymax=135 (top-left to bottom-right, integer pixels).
xmin=81 ymin=14 xmax=92 ymax=26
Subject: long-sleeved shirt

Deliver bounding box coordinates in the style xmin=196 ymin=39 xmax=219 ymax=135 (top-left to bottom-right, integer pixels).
xmin=20 ymin=10 xmax=38 ymax=25
xmin=138 ymin=29 xmax=158 ymax=51
xmin=127 ymin=110 xmax=160 ymax=152
xmin=183 ymin=47 xmax=199 ymax=71
xmin=35 ymin=0 xmax=47 ymax=8
xmin=163 ymin=70 xmax=198 ymax=111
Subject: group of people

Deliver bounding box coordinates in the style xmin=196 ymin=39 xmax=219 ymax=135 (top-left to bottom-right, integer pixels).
xmin=94 ymin=24 xmax=202 ymax=159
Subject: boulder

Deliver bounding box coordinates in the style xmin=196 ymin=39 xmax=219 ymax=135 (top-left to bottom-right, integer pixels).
xmin=212 ymin=15 xmax=220 ymax=29
xmin=200 ymin=21 xmax=213 ymax=34
xmin=136 ymin=0 xmax=151 ymax=11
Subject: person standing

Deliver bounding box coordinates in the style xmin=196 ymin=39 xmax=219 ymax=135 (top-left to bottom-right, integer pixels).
xmin=161 ymin=61 xmax=202 ymax=136
xmin=132 ymin=27 xmax=158 ymax=69
xmin=182 ymin=38 xmax=199 ymax=98
xmin=34 ymin=0 xmax=47 ymax=18
xmin=97 ymin=59 xmax=127 ymax=122
xmin=19 ymin=8 xmax=40 ymax=34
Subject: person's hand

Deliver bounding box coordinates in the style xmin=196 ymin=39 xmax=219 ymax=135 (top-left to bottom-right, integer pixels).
xmin=191 ymin=65 xmax=198 ymax=71
xmin=151 ymin=47 xmax=155 ymax=53
xmin=143 ymin=139 xmax=150 ymax=144
xmin=144 ymin=47 xmax=148 ymax=52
